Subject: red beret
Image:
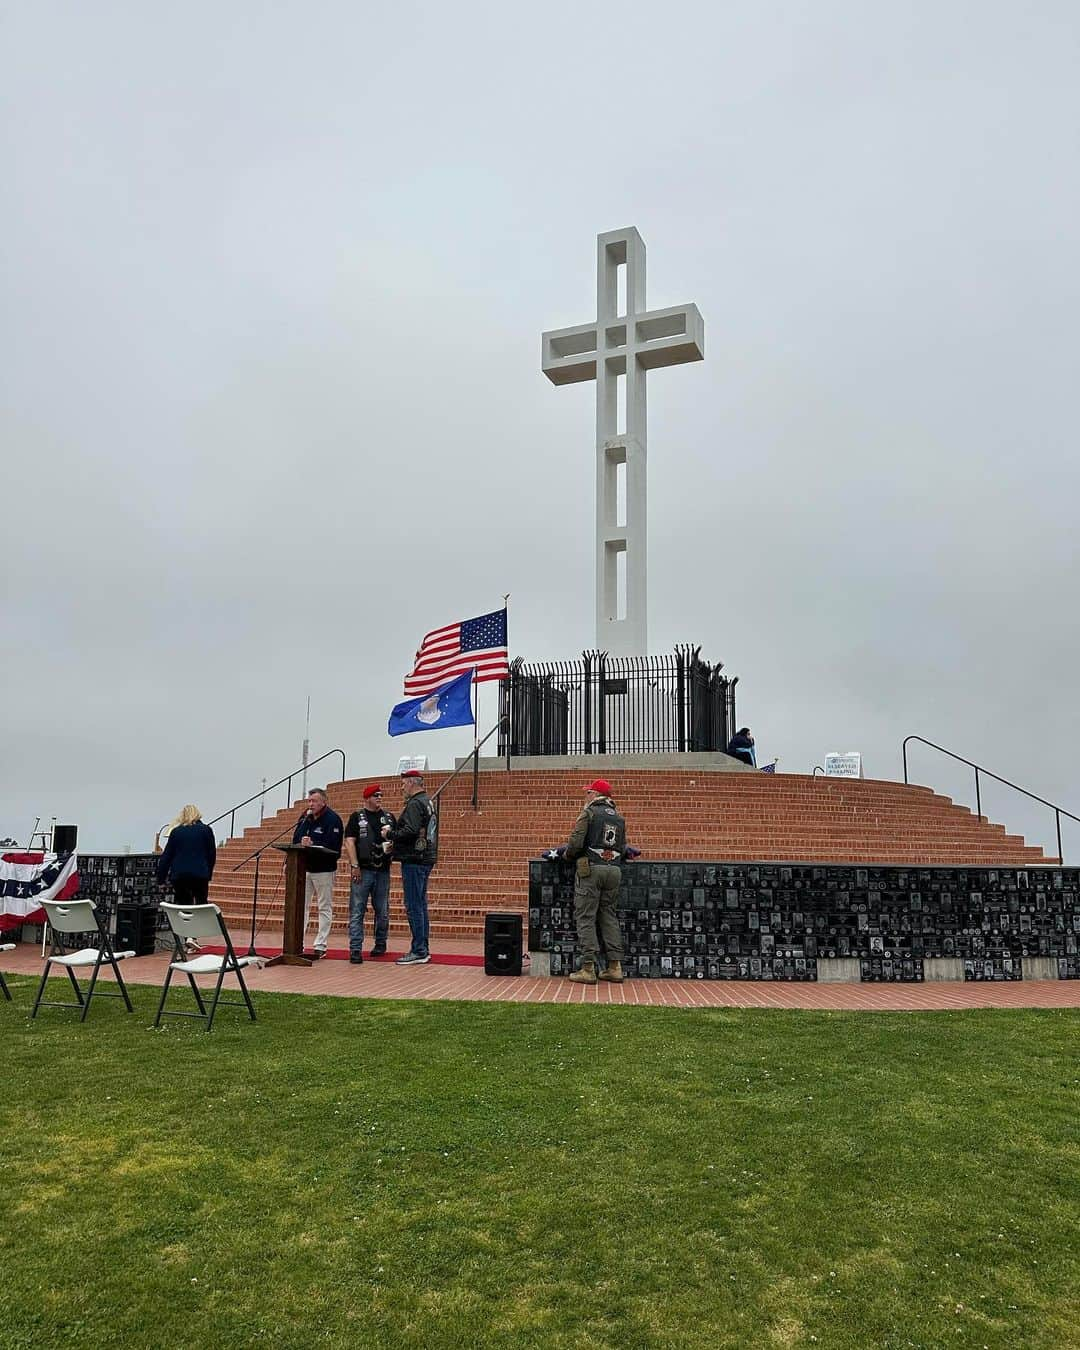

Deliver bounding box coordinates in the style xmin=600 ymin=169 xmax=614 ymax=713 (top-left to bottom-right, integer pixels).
xmin=401 ymin=769 xmax=423 ymax=778
xmin=362 ymin=784 xmax=382 ymax=800
xmin=585 ymin=779 xmax=612 ymax=795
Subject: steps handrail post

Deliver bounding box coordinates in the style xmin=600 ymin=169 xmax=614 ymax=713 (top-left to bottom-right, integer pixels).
xmin=902 ymin=736 xmax=910 ymax=784
xmin=974 ymin=767 xmax=981 ymax=820
xmin=431 ymin=718 xmax=504 ymax=808
xmin=231 ymin=818 xmax=296 ymax=870
xmin=247 ymin=851 xmax=261 ymax=957
xmin=1056 ymin=808 xmax=1063 ymax=863
xmin=472 ymin=747 xmax=480 ymax=810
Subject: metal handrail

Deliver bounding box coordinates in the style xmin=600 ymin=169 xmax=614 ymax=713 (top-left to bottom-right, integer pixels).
xmin=902 ymin=735 xmax=1079 ymax=862
xmin=158 ymin=748 xmax=347 ymax=847
xmin=432 ymin=719 xmax=507 ymax=811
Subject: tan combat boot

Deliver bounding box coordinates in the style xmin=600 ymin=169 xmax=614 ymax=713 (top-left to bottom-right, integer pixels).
xmin=568 ymin=960 xmax=597 ymax=984
xmin=598 ymin=961 xmax=625 ymax=983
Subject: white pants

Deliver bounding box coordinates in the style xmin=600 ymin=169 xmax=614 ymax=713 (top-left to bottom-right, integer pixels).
xmin=304 ymin=871 xmax=335 ymax=951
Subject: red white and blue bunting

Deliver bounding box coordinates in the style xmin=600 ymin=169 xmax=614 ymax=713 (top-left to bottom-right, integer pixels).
xmin=0 ymin=851 xmax=79 ymax=931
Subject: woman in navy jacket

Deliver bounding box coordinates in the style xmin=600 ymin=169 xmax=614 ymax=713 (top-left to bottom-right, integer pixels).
xmin=156 ymin=805 xmax=217 ymax=904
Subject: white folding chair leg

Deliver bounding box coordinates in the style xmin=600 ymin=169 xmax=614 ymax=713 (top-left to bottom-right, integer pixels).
xmin=32 ymin=951 xmax=135 ymax=1020
xmin=155 ymin=905 xmax=258 ymax=1031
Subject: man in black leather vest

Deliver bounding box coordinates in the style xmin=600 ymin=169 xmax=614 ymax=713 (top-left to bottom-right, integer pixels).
xmin=563 ymin=778 xmax=626 ymax=984
xmin=343 ymin=785 xmax=397 ymax=963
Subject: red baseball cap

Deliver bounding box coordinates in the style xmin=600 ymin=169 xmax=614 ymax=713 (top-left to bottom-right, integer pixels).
xmin=401 ymin=769 xmax=423 ymax=778
xmin=362 ymin=784 xmax=382 ymax=800
xmin=584 ymin=779 xmax=612 ymax=795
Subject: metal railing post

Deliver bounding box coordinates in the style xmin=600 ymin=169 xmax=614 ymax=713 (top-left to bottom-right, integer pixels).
xmin=206 ymin=749 xmax=347 ymax=844
xmin=431 ymin=719 xmax=505 ymax=810
xmin=901 ymin=734 xmax=1079 ymax=860
xmin=594 ymin=650 xmax=602 ymax=756
xmin=506 ymin=670 xmax=512 ymax=771
xmin=583 ymin=651 xmax=593 ymax=755
xmin=248 ymin=851 xmax=262 ymax=956
xmin=675 ymin=647 xmax=687 ymax=753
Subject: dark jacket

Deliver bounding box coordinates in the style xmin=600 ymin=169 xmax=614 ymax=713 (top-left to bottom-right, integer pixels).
xmin=157 ymin=821 xmax=217 ymax=883
xmin=387 ymin=792 xmax=437 ymax=867
xmin=345 ymin=807 xmax=397 ymax=870
xmin=565 ymin=797 xmax=627 ymax=864
xmin=727 ymin=732 xmax=756 ymax=767
xmin=292 ymin=806 xmax=344 ymax=872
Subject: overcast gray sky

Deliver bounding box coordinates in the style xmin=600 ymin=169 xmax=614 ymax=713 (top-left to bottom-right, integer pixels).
xmin=2 ymin=1 xmax=1078 ymax=856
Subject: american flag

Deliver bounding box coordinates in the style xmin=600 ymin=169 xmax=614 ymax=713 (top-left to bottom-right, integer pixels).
xmin=403 ymin=608 xmax=509 ymax=697
xmin=760 ymin=760 xmax=778 ymax=774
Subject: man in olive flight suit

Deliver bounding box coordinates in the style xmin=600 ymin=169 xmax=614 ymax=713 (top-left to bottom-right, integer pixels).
xmin=564 ymin=778 xmax=627 ymax=985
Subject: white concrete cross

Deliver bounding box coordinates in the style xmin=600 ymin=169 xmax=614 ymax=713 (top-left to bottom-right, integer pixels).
xmin=542 ymin=227 xmax=704 ymax=657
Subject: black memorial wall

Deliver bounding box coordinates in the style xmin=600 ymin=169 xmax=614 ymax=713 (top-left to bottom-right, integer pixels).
xmin=79 ymin=853 xmax=159 ymax=908
xmin=75 ymin=854 xmax=162 ymax=948
xmin=528 ymin=860 xmax=1080 ymax=983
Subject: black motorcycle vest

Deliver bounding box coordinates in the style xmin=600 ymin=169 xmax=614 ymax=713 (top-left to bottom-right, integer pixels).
xmin=584 ymin=801 xmax=626 ymax=862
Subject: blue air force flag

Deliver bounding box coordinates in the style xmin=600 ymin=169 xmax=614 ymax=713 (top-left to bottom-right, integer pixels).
xmin=388 ymin=669 xmax=476 ymax=737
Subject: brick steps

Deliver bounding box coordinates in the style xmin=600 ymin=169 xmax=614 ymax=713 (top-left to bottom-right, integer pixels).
xmin=208 ymin=769 xmax=1053 ymax=940
xmin=212 ymin=850 xmax=1045 ymax=891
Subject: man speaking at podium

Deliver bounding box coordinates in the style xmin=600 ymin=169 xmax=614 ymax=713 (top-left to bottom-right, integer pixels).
xmin=291 ymin=787 xmax=344 ymax=959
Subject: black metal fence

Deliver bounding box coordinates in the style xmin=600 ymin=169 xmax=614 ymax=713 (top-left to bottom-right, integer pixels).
xmin=497 ymin=646 xmax=737 ymax=758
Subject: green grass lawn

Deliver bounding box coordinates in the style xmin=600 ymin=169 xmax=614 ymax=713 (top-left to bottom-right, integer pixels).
xmin=1 ymin=979 xmax=1077 ymax=1350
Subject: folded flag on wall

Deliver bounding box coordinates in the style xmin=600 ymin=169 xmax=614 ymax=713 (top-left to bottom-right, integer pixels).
xmin=760 ymin=760 xmax=778 ymax=774
xmin=388 ymin=669 xmax=476 ymax=738
xmin=404 ymin=608 xmax=508 ymax=697
xmin=0 ymin=850 xmax=79 ymax=932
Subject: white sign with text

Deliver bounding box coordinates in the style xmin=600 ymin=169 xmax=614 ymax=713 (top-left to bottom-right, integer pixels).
xmin=824 ymin=752 xmax=863 ymax=779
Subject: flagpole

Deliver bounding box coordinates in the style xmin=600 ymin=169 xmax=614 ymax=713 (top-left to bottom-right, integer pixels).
xmin=502 ymin=593 xmax=511 ymax=774
xmin=471 ymin=666 xmax=480 ymax=809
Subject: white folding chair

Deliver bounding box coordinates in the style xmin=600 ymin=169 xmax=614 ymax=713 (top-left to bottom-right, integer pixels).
xmin=155 ymin=903 xmax=258 ymax=1031
xmin=32 ymin=899 xmax=136 ymax=1020
xmin=0 ymin=943 xmax=14 ymax=1001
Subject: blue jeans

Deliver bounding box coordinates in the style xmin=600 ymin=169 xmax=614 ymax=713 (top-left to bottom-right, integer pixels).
xmin=401 ymin=863 xmax=432 ymax=957
xmin=349 ymin=869 xmax=390 ymax=953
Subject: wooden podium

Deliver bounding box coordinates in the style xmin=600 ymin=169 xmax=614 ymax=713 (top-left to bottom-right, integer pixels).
xmin=268 ymin=843 xmax=337 ymax=967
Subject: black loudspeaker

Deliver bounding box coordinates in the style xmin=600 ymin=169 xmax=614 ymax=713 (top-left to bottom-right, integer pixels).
xmin=484 ymin=912 xmax=523 ymax=976
xmin=52 ymin=825 xmax=78 ymax=853
xmin=115 ymin=903 xmax=157 ymax=956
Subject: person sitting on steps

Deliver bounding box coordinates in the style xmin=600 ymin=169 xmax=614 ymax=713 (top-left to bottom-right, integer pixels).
xmin=727 ymin=727 xmax=756 ymax=768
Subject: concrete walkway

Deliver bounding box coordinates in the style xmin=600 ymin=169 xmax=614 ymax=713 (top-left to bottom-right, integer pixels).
xmin=2 ymin=940 xmax=1079 ymax=1012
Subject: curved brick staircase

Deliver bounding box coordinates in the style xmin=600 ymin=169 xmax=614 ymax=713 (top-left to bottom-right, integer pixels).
xmin=207 ymin=770 xmax=1053 ymax=947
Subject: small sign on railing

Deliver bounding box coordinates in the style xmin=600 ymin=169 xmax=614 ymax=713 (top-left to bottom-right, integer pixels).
xmin=824 ymin=751 xmax=863 ymax=778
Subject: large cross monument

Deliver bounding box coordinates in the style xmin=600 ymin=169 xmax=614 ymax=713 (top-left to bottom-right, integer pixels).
xmin=542 ymin=227 xmax=704 ymax=657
